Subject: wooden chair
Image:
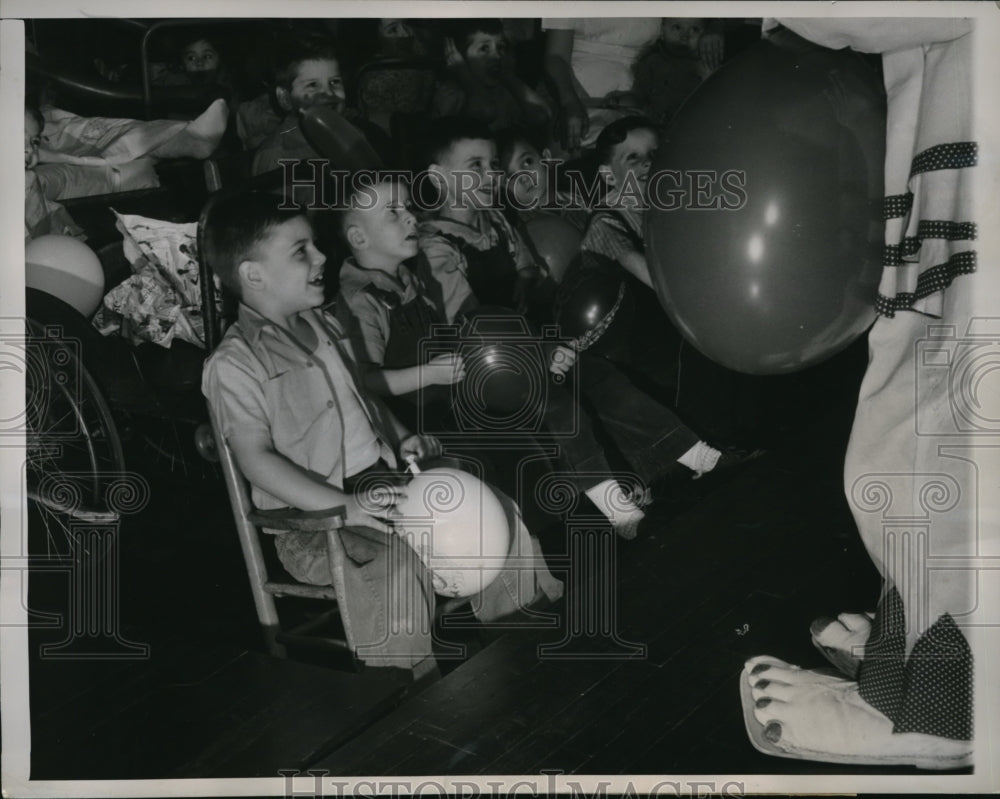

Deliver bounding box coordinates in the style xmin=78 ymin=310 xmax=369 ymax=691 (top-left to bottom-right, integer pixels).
xmin=210 ymin=409 xmax=357 ymax=660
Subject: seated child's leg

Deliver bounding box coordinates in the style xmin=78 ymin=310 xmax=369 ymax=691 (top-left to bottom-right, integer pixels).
xmin=469 ymin=487 xmax=564 ymax=623
xmin=277 ymin=526 xmax=436 ymax=671
xmin=578 ymin=353 xmax=701 ymax=486
xmin=343 ymin=526 xmax=438 ymax=671
xmin=539 ymin=382 xmax=648 ymax=539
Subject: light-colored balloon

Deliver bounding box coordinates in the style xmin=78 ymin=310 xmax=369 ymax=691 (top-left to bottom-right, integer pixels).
xmin=394 ymin=468 xmax=510 ymax=598
xmin=26 ymin=235 xmax=105 ymax=318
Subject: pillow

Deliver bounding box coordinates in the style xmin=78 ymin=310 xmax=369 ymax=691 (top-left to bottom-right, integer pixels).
xmin=92 ymin=212 xmax=221 ymax=349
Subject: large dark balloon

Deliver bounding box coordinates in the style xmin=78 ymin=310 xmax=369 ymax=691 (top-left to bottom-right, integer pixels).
xmin=645 ymin=32 xmax=886 ymax=374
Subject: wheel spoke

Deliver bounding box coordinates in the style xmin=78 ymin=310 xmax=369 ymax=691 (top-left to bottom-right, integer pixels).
xmin=25 ymin=315 xmax=125 ymax=559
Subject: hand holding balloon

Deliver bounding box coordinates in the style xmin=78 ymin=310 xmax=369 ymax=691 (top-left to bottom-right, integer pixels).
xmin=423 ymin=353 xmax=466 ymax=386
xmin=344 ymin=488 xmax=406 ymax=535
xmin=548 ymin=344 xmax=577 ymax=377
xmin=400 ymin=434 xmax=443 ymax=464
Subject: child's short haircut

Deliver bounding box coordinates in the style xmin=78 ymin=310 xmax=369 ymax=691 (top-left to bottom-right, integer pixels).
xmin=331 ymin=174 xmax=408 ymax=248
xmin=443 ymin=19 xmax=505 ymax=53
xmin=177 ymin=27 xmax=217 ymax=53
xmin=594 ymin=115 xmax=659 ymax=166
xmin=269 ymin=31 xmax=339 ymax=91
xmin=416 ymin=115 xmax=494 ymax=169
xmin=495 ymin=125 xmax=547 ymax=169
xmin=203 ymin=192 xmax=306 ymax=297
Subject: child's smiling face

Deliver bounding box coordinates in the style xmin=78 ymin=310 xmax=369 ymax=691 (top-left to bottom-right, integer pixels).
xmin=280 ymin=58 xmax=346 ymax=114
xmin=606 ymin=127 xmax=658 ymax=198
xmin=247 ymin=216 xmax=327 ymax=316
xmin=433 ymin=137 xmax=500 ymax=208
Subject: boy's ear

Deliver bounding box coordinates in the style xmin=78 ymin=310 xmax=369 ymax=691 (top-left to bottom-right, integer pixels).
xmin=597 ymin=164 xmax=616 ymax=188
xmin=237 ymin=259 xmax=266 ymax=292
xmin=274 ymin=86 xmax=293 ymax=112
xmin=345 ymin=222 xmax=367 ymax=250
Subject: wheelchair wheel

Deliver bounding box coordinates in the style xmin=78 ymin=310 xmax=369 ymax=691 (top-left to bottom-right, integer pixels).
xmin=24 ymin=313 xmax=126 ymax=561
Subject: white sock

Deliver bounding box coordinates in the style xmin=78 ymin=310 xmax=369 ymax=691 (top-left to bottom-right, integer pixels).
xmin=585 ymin=479 xmax=645 ymax=539
xmin=677 ymin=441 xmax=721 ymax=478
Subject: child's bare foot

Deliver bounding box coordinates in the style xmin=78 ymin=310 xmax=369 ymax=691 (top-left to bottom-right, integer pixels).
xmin=741 ymin=655 xmax=972 ymax=769
xmin=150 ymin=99 xmax=228 ymax=160
xmin=810 ymin=611 xmax=873 ymax=678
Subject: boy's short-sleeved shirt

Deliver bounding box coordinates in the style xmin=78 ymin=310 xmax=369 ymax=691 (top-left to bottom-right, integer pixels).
xmin=581 ymin=206 xmax=645 ymax=267
xmin=202 ymin=303 xmax=397 ymax=510
xmin=417 ymin=209 xmax=532 ymax=323
xmin=336 ymin=257 xmax=435 ymax=366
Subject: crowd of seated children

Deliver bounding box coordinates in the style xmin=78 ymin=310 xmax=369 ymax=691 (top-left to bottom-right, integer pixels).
xmin=333 ymin=173 xmax=651 ymax=540
xmin=410 ymin=117 xmax=758 ymax=503
xmin=133 ymin=17 xmax=759 ymax=665
xmin=200 ymin=192 xmax=564 ymax=674
xmin=27 ymin=16 xmax=747 ymax=210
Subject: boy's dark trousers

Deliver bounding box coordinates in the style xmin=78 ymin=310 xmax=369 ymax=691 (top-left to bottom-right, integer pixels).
xmin=570 ymin=352 xmax=701 ymax=486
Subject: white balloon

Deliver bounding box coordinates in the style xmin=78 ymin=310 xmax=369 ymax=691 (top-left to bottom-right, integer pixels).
xmin=26 ymin=235 xmax=105 ymax=318
xmin=394 ymin=468 xmax=510 ymax=598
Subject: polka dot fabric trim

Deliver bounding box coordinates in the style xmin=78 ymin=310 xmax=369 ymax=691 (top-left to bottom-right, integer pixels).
xmin=858 ymin=585 xmax=973 ymax=740
xmin=884 ymin=221 xmax=978 ymax=267
xmin=875 ymin=250 xmax=977 ymax=317
xmin=910 ymin=142 xmax=978 ymax=178
xmin=858 ymin=586 xmax=907 ymax=722
xmin=883 ymin=193 xmax=914 ymax=221
xmin=896 ymin=613 xmax=973 ymax=740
